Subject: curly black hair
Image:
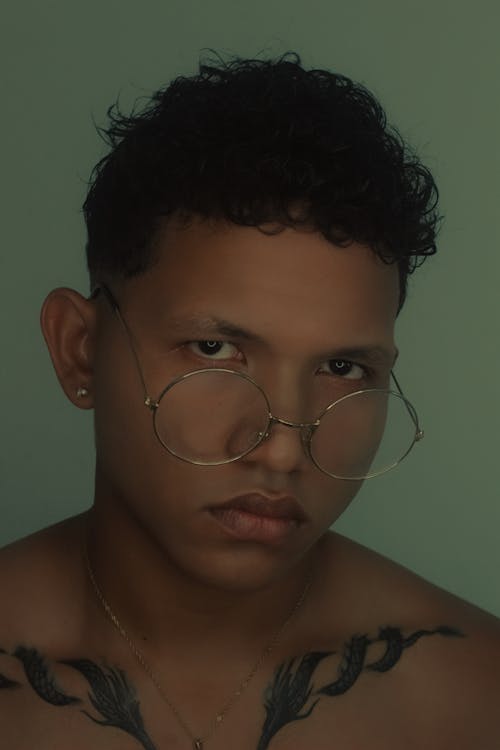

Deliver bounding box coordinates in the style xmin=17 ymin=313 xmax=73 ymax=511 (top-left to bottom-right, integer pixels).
xmin=83 ymin=50 xmax=441 ymax=312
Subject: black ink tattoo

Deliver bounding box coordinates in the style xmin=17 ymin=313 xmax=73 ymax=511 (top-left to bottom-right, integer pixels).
xmin=258 ymin=652 xmax=330 ymax=750
xmin=0 ymin=647 xmax=19 ymax=689
xmin=13 ymin=646 xmax=80 ymax=706
xmin=317 ymin=634 xmax=370 ymax=696
xmin=0 ymin=673 xmax=20 ymax=689
xmin=0 ymin=625 xmax=464 ymax=750
xmin=62 ymin=659 xmax=156 ymax=750
xmin=257 ymin=624 xmax=464 ymax=750
xmin=366 ymin=625 xmax=464 ymax=673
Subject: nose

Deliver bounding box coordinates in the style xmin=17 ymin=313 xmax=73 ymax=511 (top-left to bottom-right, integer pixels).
xmin=241 ymin=413 xmax=314 ymax=475
xmin=240 ymin=371 xmax=319 ymax=473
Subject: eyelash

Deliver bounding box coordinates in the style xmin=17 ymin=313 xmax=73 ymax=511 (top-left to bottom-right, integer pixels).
xmin=183 ymin=340 xmax=372 ymax=380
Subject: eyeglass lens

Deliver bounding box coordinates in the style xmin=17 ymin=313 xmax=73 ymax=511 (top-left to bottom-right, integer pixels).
xmin=152 ymin=369 xmax=418 ymax=479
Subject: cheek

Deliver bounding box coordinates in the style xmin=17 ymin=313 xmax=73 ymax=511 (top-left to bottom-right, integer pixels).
xmin=319 ymin=476 xmax=364 ymax=528
xmin=286 ymin=447 xmax=364 ymax=529
xmin=92 ymin=342 xmax=163 ymax=498
xmin=92 ymin=351 xmax=219 ymax=517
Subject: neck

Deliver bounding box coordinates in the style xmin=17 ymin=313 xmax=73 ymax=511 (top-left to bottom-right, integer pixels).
xmin=83 ymin=491 xmax=322 ymax=660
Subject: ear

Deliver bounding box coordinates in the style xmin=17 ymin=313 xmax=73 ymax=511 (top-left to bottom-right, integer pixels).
xmin=40 ymin=288 xmax=97 ymax=410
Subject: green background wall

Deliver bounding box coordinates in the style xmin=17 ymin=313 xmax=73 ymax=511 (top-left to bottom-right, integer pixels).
xmin=2 ymin=0 xmax=499 ymax=616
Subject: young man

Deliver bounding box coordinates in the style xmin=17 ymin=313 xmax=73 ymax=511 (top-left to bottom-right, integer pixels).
xmin=1 ymin=52 xmax=499 ymax=749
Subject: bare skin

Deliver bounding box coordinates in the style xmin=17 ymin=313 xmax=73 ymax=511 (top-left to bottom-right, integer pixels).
xmin=2 ymin=220 xmax=499 ymax=748
xmin=0 ymin=519 xmax=499 ymax=749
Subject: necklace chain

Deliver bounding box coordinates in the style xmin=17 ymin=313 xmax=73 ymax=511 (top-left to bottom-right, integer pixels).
xmin=83 ymin=537 xmax=313 ymax=749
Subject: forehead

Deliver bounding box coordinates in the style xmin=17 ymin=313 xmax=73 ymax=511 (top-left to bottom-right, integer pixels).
xmin=125 ymin=218 xmax=399 ymax=355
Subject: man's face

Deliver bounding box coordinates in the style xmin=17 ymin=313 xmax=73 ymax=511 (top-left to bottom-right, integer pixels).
xmin=92 ymin=218 xmax=399 ymax=591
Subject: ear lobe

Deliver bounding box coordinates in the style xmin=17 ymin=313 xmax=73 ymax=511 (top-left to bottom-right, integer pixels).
xmin=40 ymin=288 xmax=97 ymax=409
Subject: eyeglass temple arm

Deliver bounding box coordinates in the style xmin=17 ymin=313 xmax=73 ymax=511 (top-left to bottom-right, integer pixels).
xmin=90 ymin=285 xmax=154 ymax=406
xmin=390 ymin=370 xmax=421 ymax=434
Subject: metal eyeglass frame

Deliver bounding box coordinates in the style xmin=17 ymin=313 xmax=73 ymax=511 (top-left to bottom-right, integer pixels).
xmin=92 ymin=284 xmax=424 ymax=480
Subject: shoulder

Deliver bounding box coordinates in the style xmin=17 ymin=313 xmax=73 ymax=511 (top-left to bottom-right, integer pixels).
xmin=320 ymin=530 xmax=500 ymax=654
xmin=320 ymin=531 xmax=500 ymax=630
xmin=0 ymin=515 xmax=88 ymax=650
xmin=395 ymin=611 xmax=500 ymax=746
xmin=313 ymin=532 xmax=500 ymax=745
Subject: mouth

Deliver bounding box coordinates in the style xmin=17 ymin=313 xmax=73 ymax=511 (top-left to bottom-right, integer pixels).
xmin=207 ymin=492 xmax=307 ymax=544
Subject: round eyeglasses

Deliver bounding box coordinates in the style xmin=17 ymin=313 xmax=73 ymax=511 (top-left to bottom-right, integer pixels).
xmin=147 ymin=367 xmax=422 ymax=480
xmin=94 ymin=286 xmax=424 ymax=481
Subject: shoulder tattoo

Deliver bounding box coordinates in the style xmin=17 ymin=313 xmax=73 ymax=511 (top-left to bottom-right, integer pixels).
xmin=0 ymin=624 xmax=464 ymax=750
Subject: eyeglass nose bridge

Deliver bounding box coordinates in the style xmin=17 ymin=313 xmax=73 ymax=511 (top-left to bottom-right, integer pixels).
xmin=257 ymin=413 xmax=321 ymax=456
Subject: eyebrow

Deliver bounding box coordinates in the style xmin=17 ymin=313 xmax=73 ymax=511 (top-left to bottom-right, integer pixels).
xmin=166 ymin=313 xmax=397 ymax=366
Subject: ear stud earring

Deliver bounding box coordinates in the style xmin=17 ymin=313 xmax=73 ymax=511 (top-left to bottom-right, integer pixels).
xmin=76 ymin=386 xmax=89 ymax=398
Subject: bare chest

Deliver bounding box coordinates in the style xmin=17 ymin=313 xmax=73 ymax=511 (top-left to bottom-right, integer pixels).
xmin=0 ymin=618 xmax=493 ymax=750
xmin=0 ymin=664 xmax=477 ymax=750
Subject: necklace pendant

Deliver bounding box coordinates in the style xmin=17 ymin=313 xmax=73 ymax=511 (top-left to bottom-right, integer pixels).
xmin=193 ymin=740 xmax=203 ymax=750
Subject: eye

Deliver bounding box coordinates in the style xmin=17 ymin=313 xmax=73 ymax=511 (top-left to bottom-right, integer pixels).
xmin=320 ymin=359 xmax=367 ymax=380
xmin=186 ymin=340 xmax=242 ymax=361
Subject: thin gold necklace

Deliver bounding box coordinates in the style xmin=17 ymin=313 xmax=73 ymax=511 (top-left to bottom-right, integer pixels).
xmin=83 ymin=536 xmax=313 ymax=749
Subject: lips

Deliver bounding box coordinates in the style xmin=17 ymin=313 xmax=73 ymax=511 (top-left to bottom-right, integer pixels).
xmin=210 ymin=492 xmax=307 ymax=523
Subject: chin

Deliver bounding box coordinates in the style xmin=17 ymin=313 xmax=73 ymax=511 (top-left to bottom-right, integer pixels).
xmin=168 ymin=528 xmax=317 ymax=594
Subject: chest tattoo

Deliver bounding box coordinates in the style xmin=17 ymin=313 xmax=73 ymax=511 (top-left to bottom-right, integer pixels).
xmin=258 ymin=625 xmax=463 ymax=749
xmin=0 ymin=624 xmax=464 ymax=749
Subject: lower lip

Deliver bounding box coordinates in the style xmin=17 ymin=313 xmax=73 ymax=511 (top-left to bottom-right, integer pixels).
xmin=209 ymin=508 xmax=299 ymax=544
